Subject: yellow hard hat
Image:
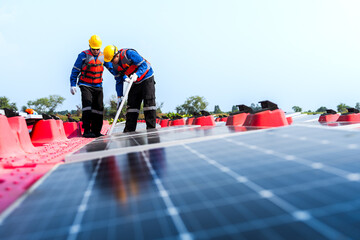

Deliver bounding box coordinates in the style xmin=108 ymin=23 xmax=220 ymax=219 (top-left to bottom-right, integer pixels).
xmin=104 ymin=45 xmax=118 ymax=62
xmin=89 ymin=35 xmax=102 ymax=49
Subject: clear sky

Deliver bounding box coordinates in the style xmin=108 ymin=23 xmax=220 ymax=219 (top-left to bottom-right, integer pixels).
xmin=1 ymin=0 xmax=360 ymax=113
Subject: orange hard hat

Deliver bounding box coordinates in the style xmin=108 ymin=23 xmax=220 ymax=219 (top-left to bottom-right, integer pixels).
xmin=25 ymin=108 xmax=34 ymax=114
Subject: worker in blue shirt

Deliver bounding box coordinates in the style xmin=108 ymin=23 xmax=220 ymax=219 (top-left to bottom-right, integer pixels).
xmin=70 ymin=35 xmax=113 ymax=138
xmin=103 ymin=45 xmax=156 ymax=132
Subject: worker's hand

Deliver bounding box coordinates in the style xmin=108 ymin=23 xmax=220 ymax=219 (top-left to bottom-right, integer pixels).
xmin=117 ymin=96 xmax=124 ymax=108
xmin=124 ymin=77 xmax=131 ymax=83
xmin=130 ymin=73 xmax=138 ymax=82
xmin=70 ymin=86 xmax=77 ymax=95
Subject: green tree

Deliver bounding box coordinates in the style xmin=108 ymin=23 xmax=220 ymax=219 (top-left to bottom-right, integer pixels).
xmin=231 ymin=105 xmax=238 ymax=112
xmin=214 ymin=105 xmax=222 ymax=114
xmin=56 ymin=110 xmax=69 ymax=115
xmin=316 ymin=106 xmax=327 ymax=112
xmin=156 ymin=102 xmax=164 ymax=114
xmin=175 ymin=95 xmax=208 ymax=115
xmin=48 ymin=95 xmax=65 ymax=114
xmin=292 ymin=106 xmax=302 ymax=112
xmin=337 ymin=103 xmax=350 ymax=113
xmin=250 ymin=103 xmax=261 ymax=111
xmin=27 ymin=95 xmax=65 ymax=114
xmin=0 ymin=96 xmax=18 ymax=111
xmin=27 ymin=98 xmax=50 ymax=113
xmin=355 ymin=102 xmax=360 ymax=111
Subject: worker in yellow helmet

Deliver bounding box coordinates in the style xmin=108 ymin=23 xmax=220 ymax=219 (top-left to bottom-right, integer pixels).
xmin=69 ymin=35 xmax=113 ymax=138
xmin=103 ymin=45 xmax=156 ymax=132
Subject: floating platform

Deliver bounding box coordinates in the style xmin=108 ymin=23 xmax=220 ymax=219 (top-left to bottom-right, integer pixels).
xmin=1 ymin=112 xmax=360 ymax=239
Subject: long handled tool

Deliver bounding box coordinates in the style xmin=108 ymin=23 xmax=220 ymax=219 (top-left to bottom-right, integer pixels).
xmin=107 ymin=80 xmax=134 ymax=135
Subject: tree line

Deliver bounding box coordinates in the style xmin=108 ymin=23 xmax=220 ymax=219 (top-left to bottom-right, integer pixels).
xmin=0 ymin=95 xmax=162 ymax=120
xmin=292 ymin=103 xmax=360 ymax=113
xmin=3 ymin=94 xmax=359 ymax=119
xmin=0 ymin=95 xmax=65 ymax=114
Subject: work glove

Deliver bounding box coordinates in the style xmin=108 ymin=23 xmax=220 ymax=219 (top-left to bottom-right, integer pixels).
xmin=70 ymin=86 xmax=77 ymax=95
xmin=124 ymin=77 xmax=131 ymax=83
xmin=117 ymin=96 xmax=124 ymax=108
xmin=130 ymin=73 xmax=138 ymax=82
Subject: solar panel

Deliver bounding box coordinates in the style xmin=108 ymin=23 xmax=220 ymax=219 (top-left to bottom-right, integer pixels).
xmin=289 ymin=113 xmax=320 ymax=123
xmin=0 ymin=121 xmax=360 ymax=239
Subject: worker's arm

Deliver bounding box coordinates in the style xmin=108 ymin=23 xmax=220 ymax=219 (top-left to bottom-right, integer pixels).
xmin=104 ymin=61 xmax=126 ymax=97
xmin=126 ymin=50 xmax=150 ymax=78
xmin=109 ymin=63 xmax=126 ymax=97
xmin=70 ymin=52 xmax=86 ymax=87
xmin=104 ymin=61 xmax=116 ymax=75
xmin=105 ymin=61 xmax=128 ymax=81
xmin=115 ymin=77 xmax=124 ymax=97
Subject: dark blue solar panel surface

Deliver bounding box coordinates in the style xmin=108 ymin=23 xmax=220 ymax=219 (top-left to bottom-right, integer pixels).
xmin=1 ymin=123 xmax=360 ymax=240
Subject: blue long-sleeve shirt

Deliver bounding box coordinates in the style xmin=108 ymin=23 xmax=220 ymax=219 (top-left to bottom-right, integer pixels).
xmin=70 ymin=49 xmax=114 ymax=88
xmin=113 ymin=49 xmax=154 ymax=97
xmin=125 ymin=49 xmax=154 ymax=81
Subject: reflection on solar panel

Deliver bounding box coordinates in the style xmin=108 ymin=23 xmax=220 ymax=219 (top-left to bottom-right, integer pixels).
xmin=1 ymin=122 xmax=360 ymax=239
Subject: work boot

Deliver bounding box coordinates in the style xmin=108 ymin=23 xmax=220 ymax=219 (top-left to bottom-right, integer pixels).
xmin=83 ymin=131 xmax=96 ymax=138
xmin=94 ymin=133 xmax=104 ymax=137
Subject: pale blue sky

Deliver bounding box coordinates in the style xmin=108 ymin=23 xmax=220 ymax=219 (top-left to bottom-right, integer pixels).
xmin=1 ymin=0 xmax=360 ymax=113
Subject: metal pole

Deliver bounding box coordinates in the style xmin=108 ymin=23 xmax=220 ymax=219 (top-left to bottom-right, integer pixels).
xmin=107 ymin=80 xmax=134 ymax=135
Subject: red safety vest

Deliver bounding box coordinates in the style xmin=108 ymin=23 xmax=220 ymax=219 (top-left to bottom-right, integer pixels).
xmin=113 ymin=49 xmax=150 ymax=82
xmin=79 ymin=50 xmax=104 ymax=84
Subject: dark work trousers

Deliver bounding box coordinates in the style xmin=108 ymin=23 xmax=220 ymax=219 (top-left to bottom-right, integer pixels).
xmin=124 ymin=76 xmax=156 ymax=132
xmin=79 ymin=85 xmax=104 ymax=135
